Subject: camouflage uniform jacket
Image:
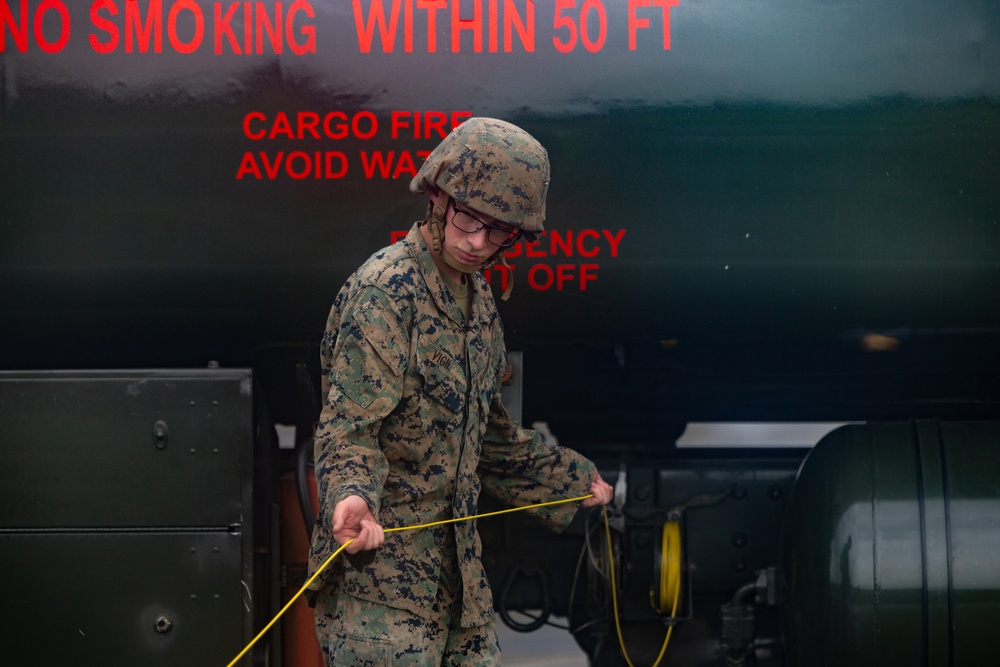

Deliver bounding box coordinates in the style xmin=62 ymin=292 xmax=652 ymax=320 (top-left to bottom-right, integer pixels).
xmin=307 ymin=223 xmax=596 ymax=627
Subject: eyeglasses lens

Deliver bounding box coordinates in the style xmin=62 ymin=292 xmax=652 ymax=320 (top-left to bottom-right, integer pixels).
xmin=452 ymin=210 xmax=519 ymax=247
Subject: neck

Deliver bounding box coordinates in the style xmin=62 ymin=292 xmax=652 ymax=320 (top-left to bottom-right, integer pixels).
xmin=419 ymin=222 xmax=465 ymax=284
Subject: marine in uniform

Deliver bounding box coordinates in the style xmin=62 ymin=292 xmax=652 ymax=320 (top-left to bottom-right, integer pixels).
xmin=308 ymin=117 xmax=613 ymax=665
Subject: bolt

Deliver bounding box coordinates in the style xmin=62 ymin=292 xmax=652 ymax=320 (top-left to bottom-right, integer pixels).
xmin=153 ymin=421 xmax=168 ymax=449
xmin=154 ymin=615 xmax=172 ymax=633
xmin=731 ymin=532 xmax=748 ymax=549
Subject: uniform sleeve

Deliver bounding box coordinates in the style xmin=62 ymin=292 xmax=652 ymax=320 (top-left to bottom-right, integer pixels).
xmin=313 ymin=286 xmax=409 ymax=529
xmin=477 ymin=392 xmax=596 ymax=533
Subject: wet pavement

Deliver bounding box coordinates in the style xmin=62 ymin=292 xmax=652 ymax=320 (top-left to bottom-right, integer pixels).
xmin=497 ymin=621 xmax=588 ymax=667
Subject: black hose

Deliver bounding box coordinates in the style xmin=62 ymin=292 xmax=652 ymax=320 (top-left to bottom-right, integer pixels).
xmin=497 ymin=565 xmax=552 ymax=632
xmin=295 ymin=436 xmax=316 ymax=536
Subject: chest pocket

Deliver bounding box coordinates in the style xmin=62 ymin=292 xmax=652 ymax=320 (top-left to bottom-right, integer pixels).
xmin=468 ymin=333 xmax=502 ymax=408
xmin=417 ymin=342 xmax=466 ymax=413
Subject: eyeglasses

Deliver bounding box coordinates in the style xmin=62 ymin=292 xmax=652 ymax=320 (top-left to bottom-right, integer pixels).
xmin=449 ymin=203 xmax=521 ymax=248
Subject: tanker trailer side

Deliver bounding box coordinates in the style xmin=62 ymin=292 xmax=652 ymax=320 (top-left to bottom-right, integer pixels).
xmin=1 ymin=1 xmax=998 ymax=665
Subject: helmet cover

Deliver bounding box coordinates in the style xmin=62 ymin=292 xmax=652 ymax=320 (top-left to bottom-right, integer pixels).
xmin=410 ymin=117 xmax=549 ymax=233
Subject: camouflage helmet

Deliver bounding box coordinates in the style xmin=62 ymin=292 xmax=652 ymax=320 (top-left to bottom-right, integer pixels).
xmin=410 ymin=117 xmax=549 ymax=234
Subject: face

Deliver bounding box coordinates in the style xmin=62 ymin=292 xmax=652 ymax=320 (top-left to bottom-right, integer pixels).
xmin=427 ymin=189 xmax=518 ymax=281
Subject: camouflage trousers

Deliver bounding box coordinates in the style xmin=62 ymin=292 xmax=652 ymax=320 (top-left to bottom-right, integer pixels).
xmin=313 ymin=568 xmax=500 ymax=666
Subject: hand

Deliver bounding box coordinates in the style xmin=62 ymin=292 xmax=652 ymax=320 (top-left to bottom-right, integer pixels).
xmin=581 ymin=472 xmax=613 ymax=508
xmin=332 ymin=495 xmax=385 ymax=554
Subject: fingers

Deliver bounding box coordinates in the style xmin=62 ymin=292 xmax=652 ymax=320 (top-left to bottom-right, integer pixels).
xmin=332 ymin=495 xmax=366 ymax=533
xmin=332 ymin=495 xmax=384 ymax=553
xmin=596 ymin=476 xmax=613 ymax=504
xmin=344 ymin=519 xmax=385 ymax=554
xmin=580 ymin=472 xmax=614 ymax=507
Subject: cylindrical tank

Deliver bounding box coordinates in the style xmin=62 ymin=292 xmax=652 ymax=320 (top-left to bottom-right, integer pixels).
xmin=781 ymin=420 xmax=1000 ymax=666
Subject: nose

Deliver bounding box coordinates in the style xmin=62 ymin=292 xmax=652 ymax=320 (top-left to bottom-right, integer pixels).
xmin=467 ymin=226 xmax=489 ymax=250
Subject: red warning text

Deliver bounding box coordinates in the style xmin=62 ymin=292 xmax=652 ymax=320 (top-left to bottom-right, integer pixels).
xmin=237 ymin=109 xmax=473 ymax=180
xmin=350 ymin=0 xmax=681 ymax=54
xmin=494 ymin=229 xmax=627 ymax=291
xmin=242 ymin=110 xmax=471 ymax=141
xmin=506 ymin=229 xmax=626 ymax=258
xmin=2 ymin=0 xmax=682 ymax=55
xmin=391 ymin=228 xmax=627 ymax=292
xmin=353 ymin=0 xmax=536 ymax=53
xmin=1 ymin=0 xmax=317 ymax=54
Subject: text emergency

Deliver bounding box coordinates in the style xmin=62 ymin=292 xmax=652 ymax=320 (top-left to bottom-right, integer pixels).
xmin=391 ymin=228 xmax=627 ymax=292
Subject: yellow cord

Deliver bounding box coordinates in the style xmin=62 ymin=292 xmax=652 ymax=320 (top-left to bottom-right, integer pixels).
xmin=603 ymin=507 xmax=682 ymax=667
xmin=225 ymin=493 xmax=594 ymax=667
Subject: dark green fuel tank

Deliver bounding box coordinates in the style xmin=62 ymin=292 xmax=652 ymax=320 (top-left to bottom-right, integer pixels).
xmin=781 ymin=421 xmax=1000 ymax=666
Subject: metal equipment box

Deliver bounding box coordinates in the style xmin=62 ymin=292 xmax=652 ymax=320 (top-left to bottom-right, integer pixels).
xmin=0 ymin=369 xmax=258 ymax=666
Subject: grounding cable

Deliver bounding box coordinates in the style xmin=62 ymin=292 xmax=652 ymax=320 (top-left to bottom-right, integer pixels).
xmin=224 ymin=494 xmax=594 ymax=667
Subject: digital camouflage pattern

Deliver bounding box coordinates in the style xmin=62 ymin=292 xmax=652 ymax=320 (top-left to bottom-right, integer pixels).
xmin=410 ymin=117 xmax=550 ymax=233
xmin=313 ymin=545 xmax=500 ymax=665
xmin=308 ymin=223 xmax=596 ymax=628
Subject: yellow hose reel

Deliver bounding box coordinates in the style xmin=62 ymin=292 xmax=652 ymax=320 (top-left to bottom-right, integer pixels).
xmin=651 ymin=520 xmax=683 ymax=617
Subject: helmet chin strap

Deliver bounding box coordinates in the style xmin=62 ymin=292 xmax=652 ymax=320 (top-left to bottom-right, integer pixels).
xmin=478 ymin=252 xmax=514 ymax=301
